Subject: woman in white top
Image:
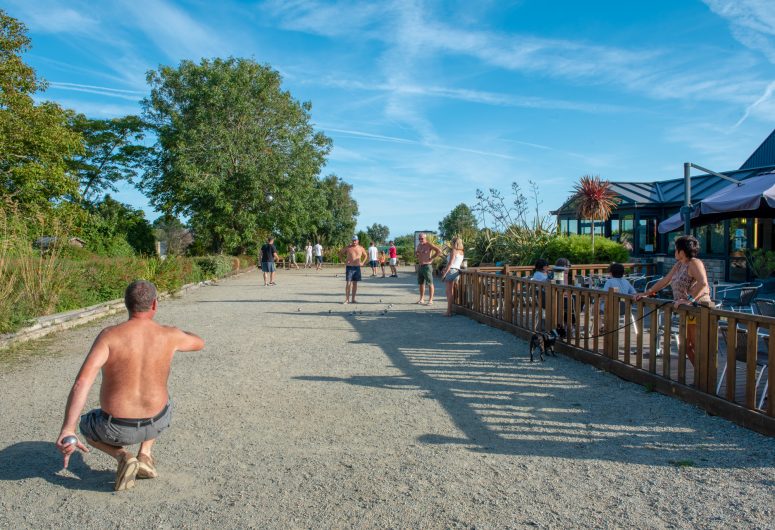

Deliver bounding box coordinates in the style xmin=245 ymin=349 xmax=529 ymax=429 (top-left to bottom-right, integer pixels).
xmin=442 ymin=237 xmax=465 ymax=317
xmin=304 ymin=242 xmax=313 ymax=268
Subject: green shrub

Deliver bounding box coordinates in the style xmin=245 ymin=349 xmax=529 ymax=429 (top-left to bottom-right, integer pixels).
xmin=544 ymin=235 xmax=628 ymax=265
xmin=195 ymin=255 xmax=234 ymax=278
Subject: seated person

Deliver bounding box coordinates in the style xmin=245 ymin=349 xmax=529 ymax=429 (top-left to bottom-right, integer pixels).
xmin=599 ymin=262 xmax=636 ymax=314
xmin=532 ymin=258 xmax=549 ymax=281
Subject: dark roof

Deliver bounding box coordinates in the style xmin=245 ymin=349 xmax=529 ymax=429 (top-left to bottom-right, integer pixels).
xmin=554 ymin=165 xmax=775 ymax=215
xmin=740 ymin=129 xmax=775 ymax=170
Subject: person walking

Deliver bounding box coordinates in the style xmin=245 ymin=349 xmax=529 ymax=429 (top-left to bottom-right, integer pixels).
xmin=288 ymin=245 xmax=299 ymax=270
xmin=367 ymin=241 xmax=379 ymax=277
xmin=441 ymin=237 xmax=465 ymax=317
xmin=305 ymin=241 xmax=313 ymax=268
xmin=339 ymin=236 xmax=367 ymax=304
xmin=260 ymin=236 xmax=279 ymax=286
xmin=56 ymin=280 xmax=205 ymax=491
xmin=634 ymin=235 xmax=711 ymax=366
xmin=388 ymin=241 xmax=398 ymax=277
xmin=313 ymin=241 xmax=324 ymax=271
xmin=415 ymin=233 xmax=442 ymax=305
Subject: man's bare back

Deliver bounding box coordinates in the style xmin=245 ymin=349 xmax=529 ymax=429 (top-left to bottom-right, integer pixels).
xmin=98 ymin=319 xmax=201 ymax=417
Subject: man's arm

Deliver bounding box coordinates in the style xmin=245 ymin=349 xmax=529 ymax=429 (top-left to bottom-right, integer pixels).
xmin=360 ymin=246 xmax=368 ymax=266
xmin=430 ymin=244 xmax=442 ymax=260
xmin=57 ymin=331 xmax=111 ymax=466
xmin=174 ymin=328 xmax=205 ymax=352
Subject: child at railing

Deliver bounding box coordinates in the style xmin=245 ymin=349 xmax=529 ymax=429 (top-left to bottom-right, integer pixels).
xmin=599 ymin=263 xmax=637 ymax=328
xmin=532 ymin=259 xmax=549 ymax=281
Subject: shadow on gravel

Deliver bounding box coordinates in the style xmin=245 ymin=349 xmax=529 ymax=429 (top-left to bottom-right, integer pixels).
xmin=0 ymin=442 xmax=113 ymax=492
xmin=288 ymin=277 xmax=775 ymax=469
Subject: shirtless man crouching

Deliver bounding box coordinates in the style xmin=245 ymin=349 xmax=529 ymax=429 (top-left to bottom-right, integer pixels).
xmin=339 ymin=236 xmax=367 ymax=304
xmin=56 ymin=280 xmax=205 ymax=491
xmin=415 ymin=233 xmax=442 ymax=305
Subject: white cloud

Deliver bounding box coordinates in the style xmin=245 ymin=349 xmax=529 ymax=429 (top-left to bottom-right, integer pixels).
xmin=704 ymin=0 xmax=775 ymax=62
xmin=47 ymin=82 xmax=146 ymax=101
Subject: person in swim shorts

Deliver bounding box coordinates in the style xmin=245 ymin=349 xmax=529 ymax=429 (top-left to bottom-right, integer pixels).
xmin=415 ymin=233 xmax=442 ymax=305
xmin=56 ymin=280 xmax=205 ymax=491
xmin=339 ymin=236 xmax=367 ymax=304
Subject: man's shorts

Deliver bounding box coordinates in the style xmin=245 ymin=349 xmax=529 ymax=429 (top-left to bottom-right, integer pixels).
xmin=261 ymin=261 xmax=276 ymax=273
xmin=345 ymin=265 xmax=362 ymax=282
xmin=315 ymin=256 xmax=323 ymax=264
xmin=369 ymin=260 xmax=378 ymax=268
xmin=79 ymin=402 xmax=172 ymax=447
xmin=417 ymin=264 xmax=433 ymax=284
xmin=389 ymin=258 xmax=397 ymax=266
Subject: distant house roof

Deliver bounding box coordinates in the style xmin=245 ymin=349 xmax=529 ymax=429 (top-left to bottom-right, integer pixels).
xmin=740 ymin=129 xmax=775 ymax=170
xmin=554 ymin=164 xmax=775 ymax=215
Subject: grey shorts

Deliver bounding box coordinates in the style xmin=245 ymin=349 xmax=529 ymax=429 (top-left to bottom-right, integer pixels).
xmin=79 ymin=402 xmax=172 ymax=447
xmin=261 ymin=261 xmax=276 ymax=273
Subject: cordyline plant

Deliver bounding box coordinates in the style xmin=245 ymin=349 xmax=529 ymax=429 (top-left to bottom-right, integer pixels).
xmin=571 ymin=175 xmax=620 ymax=256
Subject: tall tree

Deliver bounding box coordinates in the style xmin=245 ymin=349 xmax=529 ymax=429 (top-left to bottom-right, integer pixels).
xmin=438 ymin=203 xmax=478 ymax=241
xmin=312 ymin=175 xmax=358 ymax=246
xmin=141 ymin=58 xmax=332 ymax=253
xmin=571 ymin=175 xmax=619 ymax=255
xmin=366 ymin=223 xmax=389 ymax=244
xmin=67 ymin=114 xmax=152 ymax=204
xmin=0 ymin=11 xmax=82 ymax=210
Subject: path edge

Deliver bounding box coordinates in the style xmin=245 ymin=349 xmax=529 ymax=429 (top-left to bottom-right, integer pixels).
xmin=0 ymin=266 xmax=256 ymax=350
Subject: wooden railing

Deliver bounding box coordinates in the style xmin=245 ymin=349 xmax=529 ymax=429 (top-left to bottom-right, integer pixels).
xmin=470 ymin=262 xmax=655 ymax=280
xmin=454 ymin=271 xmax=774 ymax=436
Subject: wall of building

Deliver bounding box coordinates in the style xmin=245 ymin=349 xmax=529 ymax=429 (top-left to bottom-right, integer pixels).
xmin=652 ymin=256 xmax=725 ymax=284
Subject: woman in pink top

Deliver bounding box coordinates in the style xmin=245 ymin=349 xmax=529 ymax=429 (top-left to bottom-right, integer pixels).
xmin=635 ymin=235 xmax=710 ymax=365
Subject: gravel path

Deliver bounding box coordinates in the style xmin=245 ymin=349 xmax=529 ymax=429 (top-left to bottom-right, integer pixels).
xmin=1 ymin=267 xmax=773 ymax=529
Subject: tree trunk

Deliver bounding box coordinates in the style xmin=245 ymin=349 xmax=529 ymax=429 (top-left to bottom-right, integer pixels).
xmin=591 ymin=219 xmax=596 ymax=258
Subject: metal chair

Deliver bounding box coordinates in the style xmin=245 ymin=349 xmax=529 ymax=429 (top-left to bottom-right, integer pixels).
xmin=715 ymin=283 xmax=761 ymax=313
xmin=632 ymin=275 xmax=661 ymax=292
xmin=753 ymin=298 xmax=775 ymax=317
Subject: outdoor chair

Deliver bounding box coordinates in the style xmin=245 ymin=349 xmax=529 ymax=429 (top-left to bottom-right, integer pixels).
xmin=714 ymin=283 xmax=761 ymax=313
xmin=753 ymin=298 xmax=775 ymax=317
xmin=645 ymin=278 xmax=672 ymax=299
xmin=632 ymin=275 xmax=661 ymax=292
xmin=717 ymin=324 xmax=769 ymax=410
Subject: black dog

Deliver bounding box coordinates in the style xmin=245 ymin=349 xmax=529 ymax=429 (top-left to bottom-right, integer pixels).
xmin=528 ymin=327 xmax=566 ymax=362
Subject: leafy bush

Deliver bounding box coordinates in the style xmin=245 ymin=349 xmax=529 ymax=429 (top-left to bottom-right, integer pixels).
xmin=746 ymin=248 xmax=775 ymax=279
xmin=195 ymin=255 xmax=234 ymax=278
xmin=544 ymin=235 xmax=628 ymax=265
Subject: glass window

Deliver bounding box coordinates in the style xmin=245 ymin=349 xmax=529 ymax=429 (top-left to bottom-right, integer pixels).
xmin=638 ymin=217 xmax=658 ymax=253
xmin=560 ymin=219 xmax=568 ymax=235
xmin=710 ymin=223 xmax=725 ymax=254
xmin=568 ymin=219 xmax=578 ymax=234
xmin=580 ymin=220 xmax=604 ymax=235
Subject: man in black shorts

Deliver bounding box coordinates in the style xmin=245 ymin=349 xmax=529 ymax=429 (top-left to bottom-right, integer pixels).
xmin=339 ymin=236 xmax=367 ymax=304
xmin=260 ymin=236 xmax=279 ymax=286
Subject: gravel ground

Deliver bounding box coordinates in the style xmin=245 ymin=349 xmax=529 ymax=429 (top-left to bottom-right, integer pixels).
xmin=0 ymin=267 xmax=773 ymax=529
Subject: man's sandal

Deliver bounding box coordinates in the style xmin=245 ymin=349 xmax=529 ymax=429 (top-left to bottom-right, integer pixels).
xmin=136 ymin=453 xmax=158 ymax=479
xmin=115 ymin=455 xmax=139 ymax=491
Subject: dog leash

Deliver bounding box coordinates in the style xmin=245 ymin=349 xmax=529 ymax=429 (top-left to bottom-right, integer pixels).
xmin=554 ymin=299 xmax=674 ymax=341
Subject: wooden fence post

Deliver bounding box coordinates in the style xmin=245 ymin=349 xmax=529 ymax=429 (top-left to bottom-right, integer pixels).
xmin=504 ymin=276 xmax=513 ymax=325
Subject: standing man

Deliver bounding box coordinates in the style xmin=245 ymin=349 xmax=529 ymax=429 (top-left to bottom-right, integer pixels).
xmin=339 ymin=236 xmax=367 ymax=304
xmin=388 ymin=240 xmax=398 ymax=277
xmin=56 ymin=280 xmax=205 ymax=491
xmin=415 ymin=233 xmax=441 ymax=305
xmin=313 ymin=241 xmax=324 ymax=271
xmin=305 ymin=241 xmax=313 ymax=268
xmin=260 ymin=236 xmax=279 ymax=286
xmin=367 ymin=241 xmax=379 ymax=277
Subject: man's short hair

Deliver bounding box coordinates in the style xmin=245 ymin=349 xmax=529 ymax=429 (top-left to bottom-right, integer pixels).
xmin=609 ymin=262 xmax=625 ymax=278
xmin=125 ymin=280 xmax=157 ymax=313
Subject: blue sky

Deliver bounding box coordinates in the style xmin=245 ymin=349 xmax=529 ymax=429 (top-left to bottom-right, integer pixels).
xmin=8 ymin=0 xmax=775 ymax=239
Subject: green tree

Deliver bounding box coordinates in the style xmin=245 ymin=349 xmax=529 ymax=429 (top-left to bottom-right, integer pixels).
xmin=141 ymin=57 xmax=332 ymax=254
xmin=67 ymin=114 xmax=152 ymax=204
xmin=80 ymin=196 xmax=155 ymax=255
xmin=438 ymin=203 xmax=477 ymax=241
xmin=153 ymin=215 xmax=192 ymax=256
xmin=357 ymin=229 xmax=370 ymax=245
xmin=311 ymin=174 xmax=358 ymax=247
xmin=0 ymin=11 xmax=82 ymax=210
xmin=366 ymin=223 xmax=389 ymax=244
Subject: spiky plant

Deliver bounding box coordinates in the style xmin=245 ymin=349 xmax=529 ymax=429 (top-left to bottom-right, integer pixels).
xmin=571 ymin=175 xmax=620 ymax=256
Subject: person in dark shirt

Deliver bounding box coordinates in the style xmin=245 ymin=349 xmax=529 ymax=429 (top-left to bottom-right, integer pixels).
xmin=260 ymin=236 xmax=279 ymax=286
